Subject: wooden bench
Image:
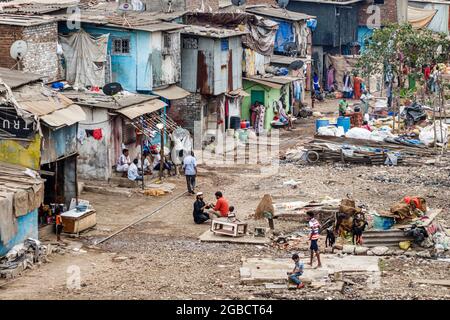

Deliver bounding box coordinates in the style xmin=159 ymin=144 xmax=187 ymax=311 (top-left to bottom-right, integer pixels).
xmin=211 ymin=218 xmax=248 ymax=237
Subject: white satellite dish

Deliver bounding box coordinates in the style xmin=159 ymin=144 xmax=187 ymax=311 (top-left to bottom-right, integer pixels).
xmin=10 ymin=40 xmax=28 ymax=61
xmin=118 ymin=2 xmax=133 ymax=12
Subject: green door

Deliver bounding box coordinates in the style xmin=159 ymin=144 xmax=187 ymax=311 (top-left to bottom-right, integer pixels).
xmin=251 ymin=90 xmax=265 ymax=105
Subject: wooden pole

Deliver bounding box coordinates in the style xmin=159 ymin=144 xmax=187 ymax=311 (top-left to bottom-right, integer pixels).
xmin=159 ymin=127 xmax=164 ymax=179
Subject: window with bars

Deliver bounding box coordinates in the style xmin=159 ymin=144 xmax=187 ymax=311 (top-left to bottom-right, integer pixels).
xmin=112 ymin=38 xmax=130 ymax=55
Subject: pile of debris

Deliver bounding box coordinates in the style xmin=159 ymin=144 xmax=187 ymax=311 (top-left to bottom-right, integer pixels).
xmin=0 ymin=238 xmax=54 ymax=279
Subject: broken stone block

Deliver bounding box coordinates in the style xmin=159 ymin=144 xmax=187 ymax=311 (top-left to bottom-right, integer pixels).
xmin=371 ymin=246 xmax=390 ymax=256
xmin=354 ymin=246 xmax=369 ymax=255
xmin=416 ymin=251 xmax=431 ymax=259
xmin=342 ymin=245 xmax=356 ymax=254
xmin=367 ymin=250 xmax=374 ymax=256
xmin=404 ymin=250 xmax=417 ymax=257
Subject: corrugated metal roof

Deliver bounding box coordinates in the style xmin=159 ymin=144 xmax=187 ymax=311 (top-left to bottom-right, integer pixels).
xmin=40 ymin=104 xmax=85 ymax=127
xmin=61 ymin=91 xmax=159 ymax=110
xmin=116 ymin=99 xmax=167 ymax=120
xmin=0 ymin=13 xmax=58 ymax=26
xmin=0 ymin=68 xmax=43 ymax=92
xmin=270 ymin=54 xmax=313 ymax=65
xmin=246 ymin=6 xmax=315 ymax=21
xmin=152 ymin=85 xmax=191 ymax=100
xmin=182 ymin=25 xmax=248 ymax=38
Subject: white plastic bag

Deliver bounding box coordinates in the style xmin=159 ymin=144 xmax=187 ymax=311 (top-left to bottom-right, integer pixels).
xmin=317 ymin=126 xmax=343 ymax=137
xmin=419 ymin=121 xmax=448 ymax=146
xmin=345 ymin=127 xmax=372 ymax=140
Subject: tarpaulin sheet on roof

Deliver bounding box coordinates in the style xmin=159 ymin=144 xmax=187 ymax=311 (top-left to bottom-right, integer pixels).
xmin=408 ymin=6 xmax=437 ymax=29
xmin=117 ymin=99 xmax=167 ymax=119
xmin=0 ymin=163 xmax=44 ymax=245
xmin=40 ymin=104 xmax=86 ymax=128
xmin=152 ymin=85 xmax=190 ymax=100
xmin=59 ymin=29 xmax=109 ymax=88
xmin=274 ymin=20 xmax=294 ymax=53
xmin=185 ymin=12 xmax=278 ymax=56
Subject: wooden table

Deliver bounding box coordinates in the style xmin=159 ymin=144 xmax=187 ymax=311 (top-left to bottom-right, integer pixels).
xmin=211 ymin=218 xmax=248 ymax=237
xmin=61 ymin=208 xmax=97 ymax=235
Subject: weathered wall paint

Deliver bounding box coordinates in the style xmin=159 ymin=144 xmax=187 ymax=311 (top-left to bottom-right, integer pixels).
xmin=0 ymin=135 xmax=41 ymax=169
xmin=60 ymin=23 xmax=152 ymax=93
xmin=77 ymin=107 xmax=112 ymax=180
xmin=181 ymin=35 xmax=243 ymax=95
xmin=41 ymin=124 xmax=78 ymax=165
xmin=0 ymin=209 xmax=38 ymax=256
xmin=241 ymin=80 xmax=290 ymax=131
xmin=151 ymin=31 xmax=181 ymax=88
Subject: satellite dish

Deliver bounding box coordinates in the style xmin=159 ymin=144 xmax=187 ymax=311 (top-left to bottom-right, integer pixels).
xmin=289 ymin=60 xmax=304 ymax=71
xmin=276 ymin=0 xmax=290 ymax=9
xmin=103 ymin=82 xmax=123 ymax=96
xmin=10 ymin=40 xmax=28 ymax=61
xmin=231 ymin=0 xmax=246 ymax=6
xmin=118 ymin=2 xmax=133 ymax=12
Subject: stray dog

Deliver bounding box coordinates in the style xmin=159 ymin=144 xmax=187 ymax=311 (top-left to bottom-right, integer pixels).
xmin=325 ymin=227 xmax=336 ymax=248
xmin=352 ymin=213 xmax=368 ymax=245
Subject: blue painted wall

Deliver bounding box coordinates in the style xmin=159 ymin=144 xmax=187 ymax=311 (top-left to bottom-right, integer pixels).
xmin=41 ymin=124 xmax=78 ymax=164
xmin=59 ymin=23 xmax=152 ymax=93
xmin=0 ymin=209 xmax=38 ymax=257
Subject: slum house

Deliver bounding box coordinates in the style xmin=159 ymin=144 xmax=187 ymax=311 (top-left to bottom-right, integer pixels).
xmin=119 ymin=0 xmax=221 ymax=12
xmin=61 ymin=90 xmax=172 ymax=181
xmin=0 ymin=14 xmax=60 ymax=82
xmin=57 ymin=10 xmax=186 ymax=94
xmin=286 ymin=0 xmax=364 ymax=83
xmin=241 ymin=75 xmax=303 ymax=132
xmin=177 ymin=25 xmax=247 ymax=143
xmin=0 ymin=162 xmax=44 ymax=256
xmin=0 ymin=68 xmax=86 ymax=212
xmin=244 ymin=5 xmax=315 ymax=92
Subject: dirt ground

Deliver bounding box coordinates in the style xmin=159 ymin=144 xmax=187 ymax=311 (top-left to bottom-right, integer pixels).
xmin=1 ymin=98 xmax=449 ymax=300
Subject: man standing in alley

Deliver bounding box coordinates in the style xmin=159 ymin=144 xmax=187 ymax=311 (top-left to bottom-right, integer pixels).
xmin=307 ymin=212 xmax=322 ymax=268
xmin=183 ymin=151 xmax=197 ymax=194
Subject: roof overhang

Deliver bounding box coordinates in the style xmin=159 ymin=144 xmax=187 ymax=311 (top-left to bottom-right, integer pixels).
xmin=116 ymin=99 xmax=167 ymax=119
xmin=152 ymin=85 xmax=191 ymax=100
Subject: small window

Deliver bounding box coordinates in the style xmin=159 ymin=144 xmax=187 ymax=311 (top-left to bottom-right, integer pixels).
xmin=163 ymin=33 xmax=171 ymax=49
xmin=112 ymin=38 xmax=130 ymax=55
xmin=221 ymin=39 xmax=229 ymax=51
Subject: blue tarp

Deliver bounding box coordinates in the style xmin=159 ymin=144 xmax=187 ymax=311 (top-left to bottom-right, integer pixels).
xmin=274 ymin=20 xmax=295 ymax=53
xmin=357 ymin=26 xmax=374 ymax=53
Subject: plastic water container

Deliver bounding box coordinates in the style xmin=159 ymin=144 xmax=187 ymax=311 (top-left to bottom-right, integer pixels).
xmin=337 ymin=116 xmax=351 ymax=133
xmin=316 ymin=119 xmax=330 ymax=131
xmin=373 ymin=215 xmax=395 ymax=230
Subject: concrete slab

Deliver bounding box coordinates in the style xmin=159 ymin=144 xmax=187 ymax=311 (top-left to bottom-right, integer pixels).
xmin=240 ymin=255 xmax=380 ymax=285
xmin=199 ymin=230 xmax=270 ymax=245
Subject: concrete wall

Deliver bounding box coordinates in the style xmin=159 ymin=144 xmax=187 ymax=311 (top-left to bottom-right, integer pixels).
xmin=79 ymin=24 xmax=152 ymax=93
xmin=77 ymin=107 xmax=112 ymax=181
xmin=0 ymin=209 xmax=38 ymax=257
xmin=0 ymin=22 xmax=58 ymax=81
xmin=0 ymin=135 xmax=41 ymax=170
xmin=151 ymin=31 xmax=181 ymax=89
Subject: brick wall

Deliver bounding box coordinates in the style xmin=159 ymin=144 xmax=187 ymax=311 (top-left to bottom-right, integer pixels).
xmin=0 ymin=22 xmax=58 ymax=81
xmin=169 ymin=93 xmax=204 ymax=136
xmin=0 ymin=25 xmax=25 ymax=71
xmin=358 ymin=0 xmax=398 ymax=26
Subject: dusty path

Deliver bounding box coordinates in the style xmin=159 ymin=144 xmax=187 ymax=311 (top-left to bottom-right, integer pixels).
xmin=1 ymin=99 xmax=449 ymax=300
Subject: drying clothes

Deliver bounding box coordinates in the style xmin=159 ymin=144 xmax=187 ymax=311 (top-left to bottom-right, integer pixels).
xmin=85 ymin=129 xmax=103 ymax=140
xmin=85 ymin=129 xmax=94 ymax=137
xmin=77 ymin=128 xmax=86 ymax=145
xmin=327 ymin=67 xmax=335 ymax=92
xmin=92 ymin=129 xmax=103 ymax=140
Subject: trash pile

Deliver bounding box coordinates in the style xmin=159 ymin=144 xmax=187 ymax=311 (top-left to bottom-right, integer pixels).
xmin=266 ymin=195 xmax=449 ymax=256
xmin=0 ymin=238 xmax=52 ymax=279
